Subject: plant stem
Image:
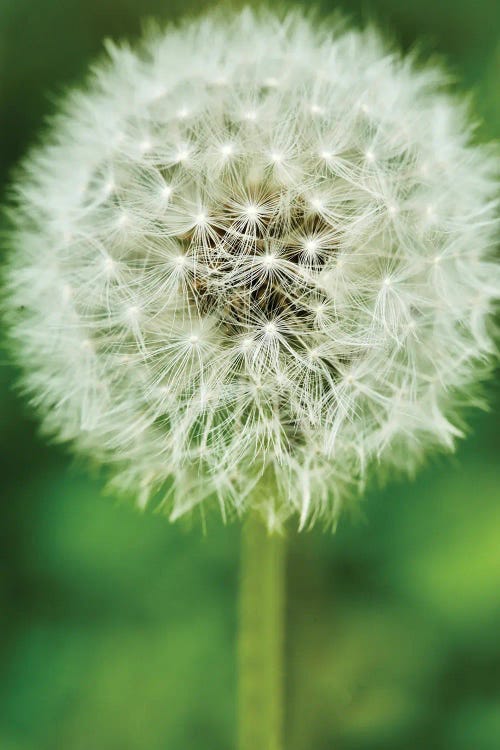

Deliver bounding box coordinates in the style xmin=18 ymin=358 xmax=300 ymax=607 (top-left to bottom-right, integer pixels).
xmin=238 ymin=515 xmax=285 ymax=750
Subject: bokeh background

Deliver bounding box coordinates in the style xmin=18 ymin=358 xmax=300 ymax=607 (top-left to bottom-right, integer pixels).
xmin=1 ymin=1 xmax=499 ymax=748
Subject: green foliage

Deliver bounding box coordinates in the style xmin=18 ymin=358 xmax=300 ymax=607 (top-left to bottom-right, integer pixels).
xmin=0 ymin=1 xmax=498 ymax=748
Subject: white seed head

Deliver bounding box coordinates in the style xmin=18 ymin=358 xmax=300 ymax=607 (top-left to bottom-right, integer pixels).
xmin=3 ymin=9 xmax=499 ymax=530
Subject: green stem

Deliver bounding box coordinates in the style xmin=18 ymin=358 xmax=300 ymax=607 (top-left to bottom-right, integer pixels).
xmin=238 ymin=515 xmax=285 ymax=750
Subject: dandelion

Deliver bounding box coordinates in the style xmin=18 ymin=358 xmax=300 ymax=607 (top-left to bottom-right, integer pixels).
xmin=3 ymin=9 xmax=498 ymax=530
xmin=2 ymin=9 xmax=498 ymax=747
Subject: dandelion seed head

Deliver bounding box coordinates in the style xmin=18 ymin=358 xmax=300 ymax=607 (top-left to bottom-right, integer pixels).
xmin=3 ymin=9 xmax=499 ymax=530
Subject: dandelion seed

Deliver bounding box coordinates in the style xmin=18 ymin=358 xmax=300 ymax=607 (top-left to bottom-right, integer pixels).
xmin=310 ymin=104 xmax=324 ymax=116
xmin=220 ymin=143 xmax=235 ymax=157
xmin=175 ymin=147 xmax=190 ymax=163
xmin=244 ymin=204 xmax=259 ymax=219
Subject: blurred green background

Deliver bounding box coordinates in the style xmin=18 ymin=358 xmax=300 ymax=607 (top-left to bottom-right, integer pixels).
xmin=0 ymin=1 xmax=499 ymax=748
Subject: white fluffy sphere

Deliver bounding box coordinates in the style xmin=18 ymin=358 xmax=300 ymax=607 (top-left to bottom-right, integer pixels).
xmin=4 ymin=9 xmax=499 ymax=529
